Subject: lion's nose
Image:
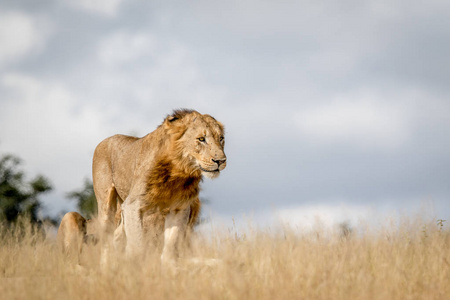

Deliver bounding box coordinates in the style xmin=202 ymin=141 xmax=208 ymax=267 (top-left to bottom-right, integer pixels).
xmin=212 ymin=158 xmax=226 ymax=167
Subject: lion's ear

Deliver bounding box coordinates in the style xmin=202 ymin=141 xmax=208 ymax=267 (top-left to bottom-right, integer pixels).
xmin=166 ymin=109 xmax=196 ymax=124
xmin=167 ymin=115 xmax=179 ymax=123
xmin=165 ymin=112 xmax=181 ymax=125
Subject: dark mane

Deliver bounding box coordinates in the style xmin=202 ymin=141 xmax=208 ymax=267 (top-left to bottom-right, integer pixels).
xmin=144 ymin=157 xmax=202 ymax=210
xmin=168 ymin=108 xmax=197 ymax=122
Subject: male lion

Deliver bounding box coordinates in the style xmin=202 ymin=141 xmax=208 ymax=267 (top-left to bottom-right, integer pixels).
xmin=93 ymin=109 xmax=226 ymax=268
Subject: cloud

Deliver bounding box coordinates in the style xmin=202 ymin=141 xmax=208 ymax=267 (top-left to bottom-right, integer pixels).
xmin=0 ymin=0 xmax=449 ymax=222
xmin=65 ymin=0 xmax=125 ymax=17
xmin=97 ymin=31 xmax=156 ymax=66
xmin=0 ymin=12 xmax=51 ymax=66
xmin=272 ymin=196 xmax=441 ymax=231
xmin=202 ymin=202 xmax=381 ymax=233
xmin=294 ymin=92 xmax=413 ymax=150
xmin=276 ymin=203 xmax=373 ymax=230
xmin=0 ymin=73 xmax=110 ymax=214
xmin=0 ymin=73 xmax=107 ymax=179
xmin=92 ymin=30 xmax=227 ymax=119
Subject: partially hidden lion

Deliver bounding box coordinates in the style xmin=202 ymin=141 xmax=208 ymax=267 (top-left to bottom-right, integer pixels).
xmin=90 ymin=109 xmax=226 ymax=268
xmin=57 ymin=212 xmax=98 ymax=264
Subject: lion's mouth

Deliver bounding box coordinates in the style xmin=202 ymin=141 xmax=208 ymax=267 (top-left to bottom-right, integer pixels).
xmin=199 ymin=166 xmax=220 ymax=173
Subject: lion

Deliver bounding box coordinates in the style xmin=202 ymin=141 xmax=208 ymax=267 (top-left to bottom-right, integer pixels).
xmin=57 ymin=212 xmax=98 ymax=264
xmin=92 ymin=109 xmax=226 ymax=268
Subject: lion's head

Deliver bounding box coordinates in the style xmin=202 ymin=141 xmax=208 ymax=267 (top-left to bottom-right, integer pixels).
xmin=163 ymin=109 xmax=227 ymax=179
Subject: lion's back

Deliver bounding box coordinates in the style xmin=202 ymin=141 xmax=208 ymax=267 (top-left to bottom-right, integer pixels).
xmin=57 ymin=212 xmax=86 ymax=257
xmin=93 ymin=134 xmax=139 ymax=161
xmin=93 ymin=134 xmax=141 ymax=203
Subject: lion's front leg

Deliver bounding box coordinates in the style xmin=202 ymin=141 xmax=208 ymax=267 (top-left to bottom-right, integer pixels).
xmin=122 ymin=197 xmax=145 ymax=258
xmin=161 ymin=208 xmax=190 ymax=270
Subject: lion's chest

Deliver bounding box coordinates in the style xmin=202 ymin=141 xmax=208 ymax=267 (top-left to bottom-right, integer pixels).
xmin=145 ymin=161 xmax=201 ymax=209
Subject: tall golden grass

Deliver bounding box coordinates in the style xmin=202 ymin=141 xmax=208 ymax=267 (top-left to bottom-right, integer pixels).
xmin=0 ymin=216 xmax=448 ymax=300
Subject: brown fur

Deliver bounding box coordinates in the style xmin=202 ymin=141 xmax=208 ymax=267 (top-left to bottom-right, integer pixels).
xmin=92 ymin=109 xmax=226 ymax=253
xmin=143 ymin=158 xmax=202 ymax=210
xmin=57 ymin=212 xmax=87 ymax=263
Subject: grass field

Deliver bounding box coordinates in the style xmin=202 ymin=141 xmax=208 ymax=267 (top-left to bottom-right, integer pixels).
xmin=0 ymin=217 xmax=449 ymax=300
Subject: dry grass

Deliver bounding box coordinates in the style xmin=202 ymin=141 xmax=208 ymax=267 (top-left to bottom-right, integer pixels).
xmin=0 ymin=217 xmax=449 ymax=300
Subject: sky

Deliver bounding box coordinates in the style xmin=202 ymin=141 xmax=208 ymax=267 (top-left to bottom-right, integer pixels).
xmin=1 ymin=0 xmax=449 ymax=230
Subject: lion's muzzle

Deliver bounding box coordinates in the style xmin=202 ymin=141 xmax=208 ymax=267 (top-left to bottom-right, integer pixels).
xmin=212 ymin=158 xmax=226 ymax=168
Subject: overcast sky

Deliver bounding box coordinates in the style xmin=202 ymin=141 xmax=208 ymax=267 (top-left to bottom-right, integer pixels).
xmin=1 ymin=0 xmax=449 ymax=229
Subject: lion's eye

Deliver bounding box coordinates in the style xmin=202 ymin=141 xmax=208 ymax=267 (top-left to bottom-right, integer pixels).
xmin=219 ymin=136 xmax=224 ymax=142
xmin=198 ymin=137 xmax=206 ymax=142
